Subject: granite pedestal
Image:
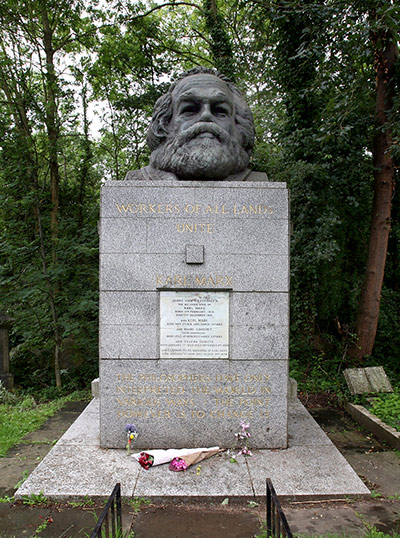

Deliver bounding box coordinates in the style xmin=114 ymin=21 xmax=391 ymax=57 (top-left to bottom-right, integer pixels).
xmin=99 ymin=180 xmax=289 ymax=449
xmin=15 ymin=398 xmax=370 ymax=501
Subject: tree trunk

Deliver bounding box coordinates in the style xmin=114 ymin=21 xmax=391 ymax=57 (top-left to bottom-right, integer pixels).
xmin=203 ymin=0 xmax=235 ymax=80
xmin=349 ymin=22 xmax=397 ymax=361
xmin=42 ymin=8 xmax=62 ymax=386
xmin=42 ymin=8 xmax=60 ymax=262
xmin=78 ymin=83 xmax=92 ymax=227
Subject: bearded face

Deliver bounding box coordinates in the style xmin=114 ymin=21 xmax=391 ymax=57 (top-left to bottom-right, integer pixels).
xmin=149 ymin=122 xmax=250 ymax=180
xmin=149 ymin=74 xmax=250 ymax=181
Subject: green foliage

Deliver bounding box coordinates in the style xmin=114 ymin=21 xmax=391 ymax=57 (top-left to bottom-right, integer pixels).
xmin=0 ymin=0 xmax=101 ymax=391
xmin=289 ymin=354 xmax=349 ymax=400
xmin=203 ymin=0 xmax=236 ymax=79
xmin=31 ymin=517 xmax=52 ymax=537
xmin=374 ymin=287 xmax=400 ymax=373
xmin=0 ymin=381 xmax=17 ymax=405
xmin=68 ymin=495 xmax=96 ymax=508
xmin=125 ymin=497 xmax=151 ymax=513
xmin=0 ymin=0 xmax=398 ymax=392
xmin=21 ymin=490 xmax=49 ymax=506
xmin=368 ymin=392 xmax=400 ymax=431
xmin=242 ymin=0 xmax=400 ymax=373
xmin=14 ymin=469 xmax=29 ymax=490
xmin=0 ymin=494 xmax=15 ymax=503
xmin=0 ymin=390 xmax=86 ymax=456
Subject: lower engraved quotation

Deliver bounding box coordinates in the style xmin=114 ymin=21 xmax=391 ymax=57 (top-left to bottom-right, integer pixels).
xmin=114 ymin=372 xmax=272 ymax=420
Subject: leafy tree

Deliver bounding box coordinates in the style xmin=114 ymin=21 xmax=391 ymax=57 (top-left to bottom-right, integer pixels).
xmin=348 ymin=0 xmax=399 ymax=361
xmin=203 ymin=0 xmax=236 ymax=79
xmin=240 ymin=0 xmax=399 ymax=375
xmin=0 ymin=0 xmax=100 ymax=389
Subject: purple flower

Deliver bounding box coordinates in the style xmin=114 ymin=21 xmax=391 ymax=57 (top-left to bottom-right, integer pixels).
xmin=126 ymin=424 xmax=137 ymax=433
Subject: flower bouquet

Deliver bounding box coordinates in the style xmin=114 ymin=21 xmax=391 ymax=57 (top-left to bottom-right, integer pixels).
xmin=169 ymin=448 xmax=222 ymax=472
xmin=138 ymin=452 xmax=154 ymax=470
xmin=133 ymin=447 xmax=222 ymax=471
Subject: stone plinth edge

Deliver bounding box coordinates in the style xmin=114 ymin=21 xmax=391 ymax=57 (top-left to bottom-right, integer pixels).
xmin=346 ymin=403 xmax=400 ymax=450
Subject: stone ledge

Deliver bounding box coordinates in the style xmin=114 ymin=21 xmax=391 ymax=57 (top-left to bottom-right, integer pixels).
xmin=15 ymin=399 xmax=369 ymax=501
xmin=346 ymin=403 xmax=400 ymax=450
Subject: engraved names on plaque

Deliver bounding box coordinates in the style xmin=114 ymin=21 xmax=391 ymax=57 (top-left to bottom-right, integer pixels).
xmin=160 ymin=291 xmax=229 ymax=359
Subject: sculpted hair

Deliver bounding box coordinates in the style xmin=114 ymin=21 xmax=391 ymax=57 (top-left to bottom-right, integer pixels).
xmin=146 ymin=67 xmax=255 ymax=156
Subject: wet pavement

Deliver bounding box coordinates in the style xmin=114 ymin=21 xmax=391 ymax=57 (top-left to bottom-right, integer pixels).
xmin=0 ymin=401 xmax=399 ymax=537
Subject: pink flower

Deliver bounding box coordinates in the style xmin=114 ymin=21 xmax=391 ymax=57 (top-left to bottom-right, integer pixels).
xmin=237 ymin=447 xmax=253 ymax=457
xmin=169 ymin=457 xmax=188 ymax=472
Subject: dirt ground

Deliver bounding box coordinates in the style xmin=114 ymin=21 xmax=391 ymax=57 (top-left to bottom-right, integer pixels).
xmin=0 ymin=399 xmax=399 ymax=538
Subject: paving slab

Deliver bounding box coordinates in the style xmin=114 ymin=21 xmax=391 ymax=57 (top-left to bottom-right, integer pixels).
xmin=343 ymin=451 xmax=400 ymax=497
xmin=133 ymin=452 xmax=254 ymax=500
xmin=0 ymin=445 xmax=51 ymax=497
xmin=288 ymin=400 xmax=334 ymax=447
xmin=249 ymin=445 xmax=368 ymax=500
xmin=57 ymin=410 xmax=100 ymax=446
xmin=132 ymin=505 xmax=261 ymax=538
xmin=15 ymin=445 xmax=138 ymax=500
xmin=283 ymin=499 xmax=400 ymax=537
xmin=0 ymin=502 xmax=133 ymax=538
xmin=15 ymin=398 xmax=369 ymax=501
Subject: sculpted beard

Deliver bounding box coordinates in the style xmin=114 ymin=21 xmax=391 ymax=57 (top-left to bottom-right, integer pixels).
xmin=150 ymin=123 xmax=249 ymax=180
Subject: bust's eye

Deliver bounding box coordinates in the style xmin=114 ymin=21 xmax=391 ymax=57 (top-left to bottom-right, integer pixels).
xmin=212 ymin=104 xmax=230 ymax=116
xmin=180 ymin=103 xmax=199 ymax=115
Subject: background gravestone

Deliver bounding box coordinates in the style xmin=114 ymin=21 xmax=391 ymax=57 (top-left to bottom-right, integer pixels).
xmin=0 ymin=312 xmax=14 ymax=391
xmin=99 ymin=179 xmax=289 ymax=449
xmin=344 ymin=367 xmax=393 ymax=395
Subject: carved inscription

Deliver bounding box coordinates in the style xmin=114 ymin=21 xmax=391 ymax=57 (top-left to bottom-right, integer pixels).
xmin=160 ymin=291 xmax=229 ymax=359
xmin=156 ymin=275 xmax=233 ymax=288
xmin=114 ymin=372 xmax=272 ymax=420
xmin=115 ymin=203 xmax=274 ymax=215
xmin=115 ymin=202 xmax=274 ymax=234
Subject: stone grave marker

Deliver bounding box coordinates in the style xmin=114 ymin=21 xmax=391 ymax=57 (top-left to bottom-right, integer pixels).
xmin=344 ymin=366 xmax=393 ymax=395
xmin=0 ymin=312 xmax=14 ymax=391
xmin=99 ymin=179 xmax=289 ymax=448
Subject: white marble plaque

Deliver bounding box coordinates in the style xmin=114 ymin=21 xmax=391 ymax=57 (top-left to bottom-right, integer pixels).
xmin=160 ymin=291 xmax=229 ymax=358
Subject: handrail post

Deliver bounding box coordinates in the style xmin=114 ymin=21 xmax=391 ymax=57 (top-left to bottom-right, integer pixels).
xmin=89 ymin=483 xmax=122 ymax=538
xmin=266 ymin=478 xmax=294 ymax=538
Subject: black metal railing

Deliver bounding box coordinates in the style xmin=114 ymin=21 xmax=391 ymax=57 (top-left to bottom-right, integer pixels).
xmin=266 ymin=478 xmax=293 ymax=538
xmin=90 ymin=483 xmax=122 ymax=538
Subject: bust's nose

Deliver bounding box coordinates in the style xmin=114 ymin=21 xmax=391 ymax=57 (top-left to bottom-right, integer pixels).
xmin=198 ymin=103 xmax=213 ymax=122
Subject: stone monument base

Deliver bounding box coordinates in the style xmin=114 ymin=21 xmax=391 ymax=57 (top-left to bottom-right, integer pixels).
xmin=100 ymin=359 xmax=288 ymax=449
xmin=99 ymin=179 xmax=290 ymax=450
xmin=15 ymin=398 xmax=369 ymax=501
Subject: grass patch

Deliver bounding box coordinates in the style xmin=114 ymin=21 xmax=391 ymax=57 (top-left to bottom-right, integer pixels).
xmin=367 ymin=392 xmax=400 ymax=431
xmin=68 ymin=495 xmax=96 ymax=508
xmin=0 ymin=389 xmax=89 ymax=457
xmin=351 ymin=383 xmax=400 ymax=432
xmin=124 ymin=497 xmax=151 ymax=512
